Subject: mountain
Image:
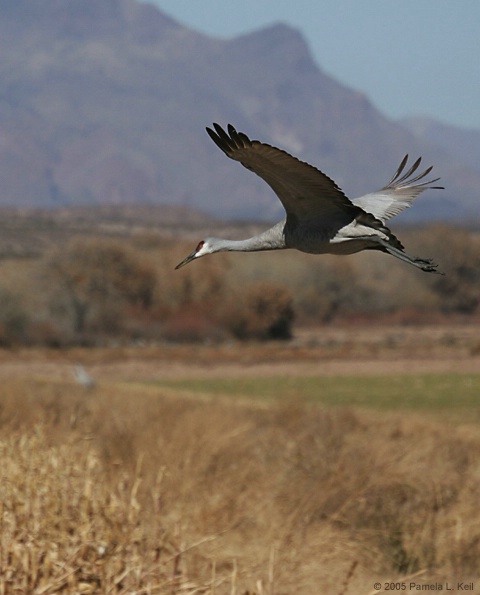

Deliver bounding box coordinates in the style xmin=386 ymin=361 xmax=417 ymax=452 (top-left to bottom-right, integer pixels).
xmin=0 ymin=0 xmax=478 ymax=222
xmin=400 ymin=116 xmax=480 ymax=174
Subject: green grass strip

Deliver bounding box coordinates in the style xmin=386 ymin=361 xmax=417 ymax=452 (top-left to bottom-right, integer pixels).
xmin=152 ymin=373 xmax=480 ymax=414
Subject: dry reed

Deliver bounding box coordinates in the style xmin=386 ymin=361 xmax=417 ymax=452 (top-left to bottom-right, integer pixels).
xmin=0 ymin=377 xmax=479 ymax=593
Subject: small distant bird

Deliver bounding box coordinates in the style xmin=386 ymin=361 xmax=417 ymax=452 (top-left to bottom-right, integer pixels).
xmin=74 ymin=364 xmax=95 ymax=390
xmin=175 ymin=123 xmax=443 ymax=273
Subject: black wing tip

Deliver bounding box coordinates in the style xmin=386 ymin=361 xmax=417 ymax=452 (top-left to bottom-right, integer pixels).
xmin=227 ymin=123 xmax=237 ymax=136
xmin=206 ymin=123 xmax=252 ymax=155
xmin=206 ymin=122 xmax=234 ymax=137
xmin=206 ymin=123 xmax=232 ymax=155
xmin=205 ymin=122 xmax=228 ymax=144
xmin=205 ymin=125 xmax=217 ymax=140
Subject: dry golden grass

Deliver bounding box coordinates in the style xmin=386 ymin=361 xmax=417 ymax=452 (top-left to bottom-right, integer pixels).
xmin=1 ymin=366 xmax=480 ymax=594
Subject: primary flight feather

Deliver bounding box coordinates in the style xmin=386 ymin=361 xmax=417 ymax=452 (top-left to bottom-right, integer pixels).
xmin=175 ymin=123 xmax=443 ymax=272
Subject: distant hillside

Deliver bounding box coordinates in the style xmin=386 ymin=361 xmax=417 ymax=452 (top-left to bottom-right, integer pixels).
xmin=0 ymin=0 xmax=478 ymax=222
xmin=400 ymin=116 xmax=480 ymax=174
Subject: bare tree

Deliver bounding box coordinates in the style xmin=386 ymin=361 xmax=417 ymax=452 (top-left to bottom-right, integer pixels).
xmin=45 ymin=239 xmax=157 ymax=337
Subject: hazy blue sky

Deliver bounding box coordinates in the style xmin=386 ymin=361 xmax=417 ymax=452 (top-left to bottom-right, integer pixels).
xmin=150 ymin=1 xmax=480 ymax=131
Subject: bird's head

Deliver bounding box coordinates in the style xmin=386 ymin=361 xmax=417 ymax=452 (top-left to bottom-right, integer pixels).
xmin=175 ymin=238 xmax=216 ymax=269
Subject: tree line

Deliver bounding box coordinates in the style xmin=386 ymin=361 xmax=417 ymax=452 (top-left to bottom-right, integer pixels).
xmin=0 ymin=225 xmax=479 ymax=346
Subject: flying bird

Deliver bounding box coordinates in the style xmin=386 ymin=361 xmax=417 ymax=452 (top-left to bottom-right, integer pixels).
xmin=175 ymin=123 xmax=443 ymax=273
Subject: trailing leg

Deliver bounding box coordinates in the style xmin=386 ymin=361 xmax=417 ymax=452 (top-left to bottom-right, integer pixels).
xmin=373 ymin=238 xmax=442 ymax=274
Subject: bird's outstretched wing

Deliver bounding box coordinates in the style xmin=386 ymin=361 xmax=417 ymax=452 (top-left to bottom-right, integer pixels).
xmin=206 ymin=123 xmax=362 ymax=228
xmin=352 ymin=154 xmax=443 ymax=223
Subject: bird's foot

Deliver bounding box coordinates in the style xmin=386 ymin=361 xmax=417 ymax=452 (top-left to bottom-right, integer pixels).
xmin=414 ymin=257 xmax=444 ymax=275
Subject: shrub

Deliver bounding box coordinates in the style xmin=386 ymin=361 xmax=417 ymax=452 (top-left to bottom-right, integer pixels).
xmin=226 ymin=281 xmax=294 ymax=340
xmin=412 ymin=225 xmax=480 ymax=314
xmin=162 ymin=304 xmax=226 ymax=343
xmin=0 ymin=288 xmax=28 ymax=346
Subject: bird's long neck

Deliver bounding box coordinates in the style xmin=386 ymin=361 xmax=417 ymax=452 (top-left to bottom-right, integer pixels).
xmin=214 ymin=221 xmax=286 ymax=253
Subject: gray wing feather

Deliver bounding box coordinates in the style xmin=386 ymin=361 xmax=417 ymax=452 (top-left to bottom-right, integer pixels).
xmin=207 ymin=123 xmax=361 ymax=227
xmin=352 ymin=154 xmax=443 ymax=223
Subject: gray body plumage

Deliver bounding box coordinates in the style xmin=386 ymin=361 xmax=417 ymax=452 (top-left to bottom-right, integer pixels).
xmin=175 ymin=124 xmax=443 ymax=273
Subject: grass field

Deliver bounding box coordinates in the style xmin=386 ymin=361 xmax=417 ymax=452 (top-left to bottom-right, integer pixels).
xmin=1 ymin=331 xmax=480 ymax=594
xmin=148 ymin=372 xmax=480 ymax=419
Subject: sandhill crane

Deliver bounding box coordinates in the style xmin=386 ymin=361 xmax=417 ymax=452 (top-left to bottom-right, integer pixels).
xmin=175 ymin=123 xmax=443 ymax=273
xmin=74 ymin=364 xmax=95 ymax=390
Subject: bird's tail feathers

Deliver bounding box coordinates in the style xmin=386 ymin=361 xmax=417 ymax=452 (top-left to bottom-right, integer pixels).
xmin=355 ymin=211 xmax=405 ymax=250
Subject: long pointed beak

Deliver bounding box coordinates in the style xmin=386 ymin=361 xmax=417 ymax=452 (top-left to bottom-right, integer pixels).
xmin=175 ymin=251 xmax=197 ymax=270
